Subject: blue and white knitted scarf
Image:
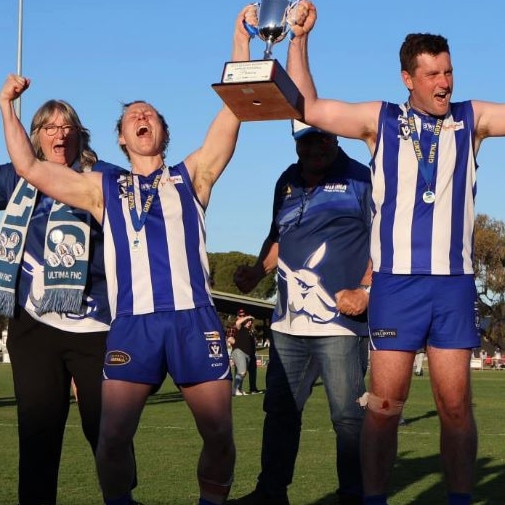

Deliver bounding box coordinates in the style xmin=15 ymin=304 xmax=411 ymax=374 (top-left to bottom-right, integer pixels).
xmin=0 ymin=178 xmax=90 ymax=317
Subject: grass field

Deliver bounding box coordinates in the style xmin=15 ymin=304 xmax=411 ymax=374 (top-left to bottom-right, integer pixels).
xmin=0 ymin=360 xmax=504 ymax=505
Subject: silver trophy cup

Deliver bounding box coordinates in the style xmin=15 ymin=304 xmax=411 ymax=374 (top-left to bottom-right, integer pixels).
xmin=211 ymin=0 xmax=302 ymax=121
xmin=257 ymin=0 xmax=297 ymax=59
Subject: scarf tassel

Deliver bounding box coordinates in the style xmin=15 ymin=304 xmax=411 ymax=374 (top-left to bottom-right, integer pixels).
xmin=0 ymin=291 xmax=16 ymax=318
xmin=36 ymin=289 xmax=84 ymax=316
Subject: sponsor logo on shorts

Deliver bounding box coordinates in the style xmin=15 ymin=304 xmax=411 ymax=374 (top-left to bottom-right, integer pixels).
xmin=105 ymin=350 xmax=131 ymax=365
xmin=208 ymin=342 xmax=224 ymax=359
xmin=371 ymin=329 xmax=397 ymax=338
xmin=204 ymin=331 xmax=221 ymax=341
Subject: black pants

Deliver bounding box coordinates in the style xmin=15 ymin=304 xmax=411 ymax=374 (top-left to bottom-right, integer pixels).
xmin=248 ymin=353 xmax=258 ymax=391
xmin=7 ymin=308 xmax=107 ymax=505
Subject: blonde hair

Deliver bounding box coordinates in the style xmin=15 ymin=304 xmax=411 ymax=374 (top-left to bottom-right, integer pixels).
xmin=29 ymin=100 xmax=97 ymax=170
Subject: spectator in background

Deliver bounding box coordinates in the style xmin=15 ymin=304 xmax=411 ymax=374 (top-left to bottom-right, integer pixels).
xmin=247 ymin=326 xmax=262 ymax=394
xmin=494 ymin=346 xmax=502 ymax=360
xmin=228 ymin=312 xmax=256 ymax=396
xmin=228 ymin=308 xmax=263 ymax=394
xmin=414 ymin=348 xmax=426 ymax=376
xmin=226 ymin=312 xmax=240 ymax=352
xmin=244 ymin=311 xmax=263 ymax=394
xmin=263 ymin=333 xmax=271 ymax=348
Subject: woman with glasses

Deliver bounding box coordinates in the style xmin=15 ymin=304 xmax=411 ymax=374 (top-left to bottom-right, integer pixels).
xmin=0 ymin=99 xmax=127 ymax=505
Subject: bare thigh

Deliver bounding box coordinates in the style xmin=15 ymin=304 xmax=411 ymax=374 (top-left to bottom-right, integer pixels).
xmin=427 ymin=346 xmax=473 ymax=417
xmin=369 ymin=350 xmax=415 ymax=400
xmin=181 ymin=380 xmax=233 ymax=439
xmin=100 ymin=380 xmax=153 ymax=440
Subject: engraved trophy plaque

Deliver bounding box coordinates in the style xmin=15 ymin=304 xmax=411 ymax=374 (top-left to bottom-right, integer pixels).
xmin=212 ymin=0 xmax=303 ymax=122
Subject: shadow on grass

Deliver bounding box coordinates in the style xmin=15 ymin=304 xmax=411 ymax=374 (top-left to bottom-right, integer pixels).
xmin=400 ymin=409 xmax=438 ymax=425
xmin=0 ymin=396 xmax=16 ymax=407
xmin=146 ymin=390 xmax=184 ymax=405
xmin=1 ymin=386 xmax=185 ymax=409
xmin=307 ymin=453 xmax=505 ymax=505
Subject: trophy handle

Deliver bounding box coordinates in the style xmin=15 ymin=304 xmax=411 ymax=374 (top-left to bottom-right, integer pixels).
xmin=243 ymin=2 xmax=260 ymax=38
xmin=286 ymin=0 xmax=300 ymax=29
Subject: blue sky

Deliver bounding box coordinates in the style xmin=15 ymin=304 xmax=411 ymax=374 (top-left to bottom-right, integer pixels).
xmin=1 ymin=1 xmax=505 ymax=255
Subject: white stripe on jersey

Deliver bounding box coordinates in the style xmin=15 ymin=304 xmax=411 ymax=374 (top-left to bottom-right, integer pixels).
xmin=131 ymin=175 xmax=155 ymax=313
xmin=391 ymin=127 xmax=416 ymax=271
xmin=160 ymin=178 xmax=193 ymax=308
xmin=430 ymin=125 xmax=456 ymax=271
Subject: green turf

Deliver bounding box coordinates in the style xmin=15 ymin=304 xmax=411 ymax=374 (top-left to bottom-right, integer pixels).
xmin=0 ymin=360 xmax=503 ymax=505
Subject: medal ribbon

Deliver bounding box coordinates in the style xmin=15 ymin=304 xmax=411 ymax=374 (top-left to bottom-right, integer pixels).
xmin=405 ymin=103 xmax=443 ymax=193
xmin=126 ymin=166 xmax=164 ymax=235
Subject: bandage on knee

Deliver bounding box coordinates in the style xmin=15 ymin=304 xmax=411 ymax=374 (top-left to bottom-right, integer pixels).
xmin=357 ymin=392 xmax=404 ymax=416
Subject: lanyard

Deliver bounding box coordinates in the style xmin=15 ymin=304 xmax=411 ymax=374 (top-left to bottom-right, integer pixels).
xmin=405 ymin=103 xmax=443 ymax=203
xmin=126 ymin=166 xmax=164 ymax=249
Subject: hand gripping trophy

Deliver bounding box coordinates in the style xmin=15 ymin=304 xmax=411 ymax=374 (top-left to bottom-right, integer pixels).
xmin=212 ymin=0 xmax=302 ymax=121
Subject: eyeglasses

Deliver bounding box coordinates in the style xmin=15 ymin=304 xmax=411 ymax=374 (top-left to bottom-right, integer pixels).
xmin=41 ymin=124 xmax=77 ymax=136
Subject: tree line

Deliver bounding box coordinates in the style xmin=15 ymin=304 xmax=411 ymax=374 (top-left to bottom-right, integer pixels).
xmin=474 ymin=214 xmax=505 ymax=349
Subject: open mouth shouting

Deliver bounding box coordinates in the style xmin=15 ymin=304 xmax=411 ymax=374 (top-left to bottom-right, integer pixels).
xmin=136 ymin=123 xmax=151 ymax=136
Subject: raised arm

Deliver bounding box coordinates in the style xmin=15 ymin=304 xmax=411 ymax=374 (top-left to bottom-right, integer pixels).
xmin=472 ymin=100 xmax=505 ymax=153
xmin=184 ymin=5 xmax=256 ymax=207
xmin=0 ymin=74 xmax=104 ymax=222
xmin=287 ymin=1 xmax=381 ymax=151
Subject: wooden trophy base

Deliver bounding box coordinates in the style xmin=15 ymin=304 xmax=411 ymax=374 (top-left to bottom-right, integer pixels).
xmin=212 ymin=59 xmax=303 ymax=122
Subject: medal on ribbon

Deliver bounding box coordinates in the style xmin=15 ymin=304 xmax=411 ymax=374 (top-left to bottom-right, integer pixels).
xmin=126 ymin=166 xmax=165 ymax=251
xmin=406 ymin=103 xmax=443 ymax=205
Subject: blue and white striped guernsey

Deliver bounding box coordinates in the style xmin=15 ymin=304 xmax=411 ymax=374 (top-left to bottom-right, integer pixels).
xmin=102 ymin=162 xmax=214 ymax=319
xmin=370 ymin=101 xmax=476 ymax=275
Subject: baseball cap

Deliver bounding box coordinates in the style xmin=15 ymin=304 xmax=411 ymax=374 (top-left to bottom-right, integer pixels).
xmin=291 ymin=119 xmax=337 ymax=141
